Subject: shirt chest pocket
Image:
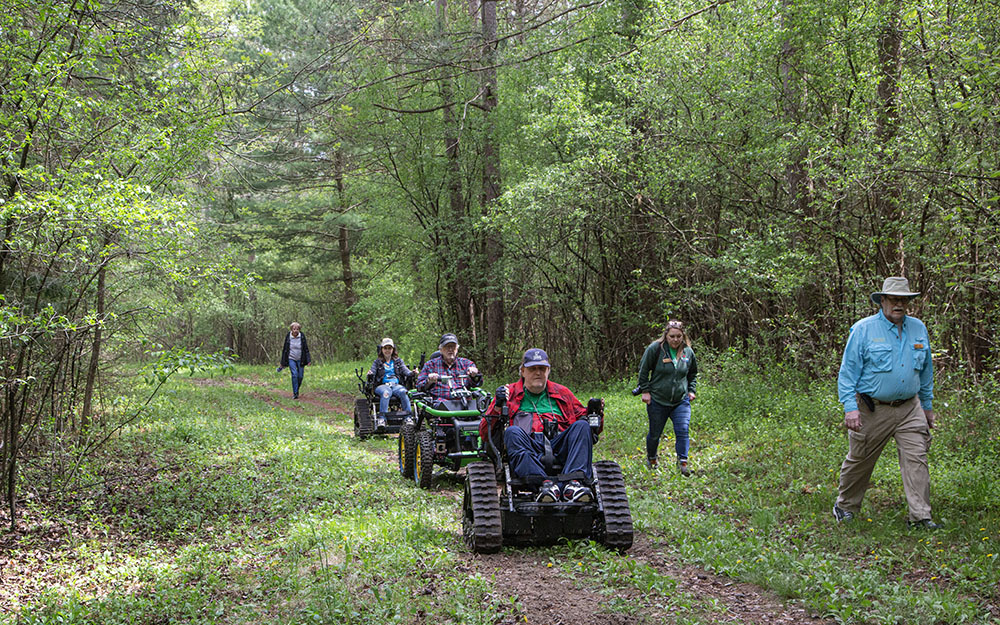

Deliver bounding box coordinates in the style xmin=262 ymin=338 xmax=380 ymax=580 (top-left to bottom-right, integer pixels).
xmin=912 ymin=340 xmax=928 ymax=370
xmin=866 ymin=343 xmax=894 ymax=372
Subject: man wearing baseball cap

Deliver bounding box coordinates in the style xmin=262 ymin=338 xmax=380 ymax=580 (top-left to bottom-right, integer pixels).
xmin=481 ymin=348 xmax=598 ymax=503
xmin=834 ymin=277 xmax=939 ymax=529
xmin=416 ymin=333 xmax=481 ymax=402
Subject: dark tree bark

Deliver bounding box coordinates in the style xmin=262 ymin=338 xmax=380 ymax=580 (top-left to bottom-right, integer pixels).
xmin=779 ymin=0 xmax=822 ymax=355
xmin=873 ymin=0 xmax=904 ymax=274
xmin=480 ymin=0 xmax=504 ymax=364
xmin=80 ymin=254 xmax=107 ymax=432
xmin=334 ymin=151 xmax=357 ymax=309
xmin=437 ymin=0 xmax=473 ymax=334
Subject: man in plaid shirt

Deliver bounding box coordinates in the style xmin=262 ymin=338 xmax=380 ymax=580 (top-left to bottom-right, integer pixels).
xmin=416 ymin=333 xmax=481 ymax=401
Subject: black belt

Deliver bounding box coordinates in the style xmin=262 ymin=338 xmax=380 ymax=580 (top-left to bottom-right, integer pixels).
xmin=875 ymin=397 xmax=914 ymax=407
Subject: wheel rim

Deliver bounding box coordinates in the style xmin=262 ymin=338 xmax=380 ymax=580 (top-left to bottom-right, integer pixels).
xmin=398 ymin=436 xmax=405 ymax=472
xmin=415 ymin=445 xmax=422 ymax=482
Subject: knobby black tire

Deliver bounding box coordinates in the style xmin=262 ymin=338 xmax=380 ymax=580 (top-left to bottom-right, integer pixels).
xmin=593 ymin=460 xmax=634 ymax=552
xmin=398 ymin=423 xmax=416 ymax=478
xmin=354 ymin=399 xmax=374 ymax=439
xmin=463 ymin=461 xmax=502 ymax=553
xmin=414 ymin=429 xmax=434 ymax=489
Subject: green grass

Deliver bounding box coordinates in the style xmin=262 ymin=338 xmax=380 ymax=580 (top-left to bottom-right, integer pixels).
xmin=614 ymin=354 xmax=1000 ymax=625
xmin=4 ymin=358 xmax=998 ymax=624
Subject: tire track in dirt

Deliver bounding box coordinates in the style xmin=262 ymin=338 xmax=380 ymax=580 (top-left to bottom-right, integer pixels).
xmin=453 ymin=534 xmax=829 ymax=625
xmin=459 ymin=549 xmax=645 ymax=625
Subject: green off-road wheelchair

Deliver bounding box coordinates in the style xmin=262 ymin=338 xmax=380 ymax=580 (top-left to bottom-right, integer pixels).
xmin=398 ymin=372 xmax=489 ymax=488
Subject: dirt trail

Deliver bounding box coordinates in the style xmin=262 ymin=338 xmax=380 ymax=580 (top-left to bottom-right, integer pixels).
xmin=456 ymin=518 xmax=827 ymax=625
xmin=303 ymin=389 xmax=829 ymax=625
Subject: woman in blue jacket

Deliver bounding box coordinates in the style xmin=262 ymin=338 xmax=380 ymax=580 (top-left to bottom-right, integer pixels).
xmin=638 ymin=320 xmax=698 ymax=475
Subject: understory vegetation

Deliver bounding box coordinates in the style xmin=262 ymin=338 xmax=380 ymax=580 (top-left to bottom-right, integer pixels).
xmin=3 ymin=357 xmax=997 ymax=625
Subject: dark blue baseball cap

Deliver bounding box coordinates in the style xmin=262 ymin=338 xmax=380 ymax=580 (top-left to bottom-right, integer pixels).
xmin=439 ymin=333 xmax=459 ymax=347
xmin=521 ymin=348 xmax=550 ymax=368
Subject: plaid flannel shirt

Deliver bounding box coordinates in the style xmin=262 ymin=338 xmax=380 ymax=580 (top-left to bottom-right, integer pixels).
xmin=416 ymin=356 xmax=478 ymax=400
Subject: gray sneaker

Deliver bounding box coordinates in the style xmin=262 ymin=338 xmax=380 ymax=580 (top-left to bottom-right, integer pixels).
xmin=832 ymin=504 xmax=855 ymax=523
xmin=536 ymin=480 xmax=561 ymax=503
xmin=562 ymin=480 xmax=593 ymax=503
xmin=678 ymin=459 xmax=691 ymax=477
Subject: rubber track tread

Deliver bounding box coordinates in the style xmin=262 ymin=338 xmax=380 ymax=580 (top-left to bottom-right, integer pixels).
xmin=354 ymin=399 xmax=374 ymax=438
xmin=594 ymin=460 xmax=634 ymax=552
xmin=463 ymin=462 xmax=502 ymax=553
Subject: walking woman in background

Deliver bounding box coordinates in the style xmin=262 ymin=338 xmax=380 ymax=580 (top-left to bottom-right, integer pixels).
xmin=278 ymin=322 xmax=311 ymax=399
xmin=638 ymin=320 xmax=698 ymax=475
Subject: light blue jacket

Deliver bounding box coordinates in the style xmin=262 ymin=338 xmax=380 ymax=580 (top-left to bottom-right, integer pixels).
xmin=837 ymin=310 xmax=934 ymax=413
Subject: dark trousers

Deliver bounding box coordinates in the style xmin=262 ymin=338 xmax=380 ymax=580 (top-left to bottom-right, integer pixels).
xmin=504 ymin=419 xmax=593 ymax=482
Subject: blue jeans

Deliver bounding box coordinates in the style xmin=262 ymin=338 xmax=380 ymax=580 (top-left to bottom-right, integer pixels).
xmin=288 ymin=359 xmax=304 ymax=397
xmin=376 ymin=383 xmax=411 ymax=414
xmin=646 ymin=398 xmax=691 ymax=461
xmin=504 ymin=419 xmax=593 ymax=481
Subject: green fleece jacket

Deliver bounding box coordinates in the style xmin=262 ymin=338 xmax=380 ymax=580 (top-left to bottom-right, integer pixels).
xmin=638 ymin=340 xmax=698 ymax=407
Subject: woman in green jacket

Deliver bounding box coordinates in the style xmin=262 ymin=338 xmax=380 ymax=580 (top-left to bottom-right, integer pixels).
xmin=638 ymin=320 xmax=698 ymax=475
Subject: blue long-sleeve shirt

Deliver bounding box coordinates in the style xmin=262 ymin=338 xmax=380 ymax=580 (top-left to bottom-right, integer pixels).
xmin=837 ymin=310 xmax=934 ymax=413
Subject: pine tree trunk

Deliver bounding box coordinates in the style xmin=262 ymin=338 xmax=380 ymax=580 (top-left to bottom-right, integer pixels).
xmin=480 ymin=0 xmax=504 ymax=363
xmin=874 ymin=0 xmax=903 ymax=274
xmin=438 ymin=0 xmax=473 ymax=333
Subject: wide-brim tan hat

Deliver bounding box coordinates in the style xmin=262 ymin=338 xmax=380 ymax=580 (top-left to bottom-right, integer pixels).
xmin=871 ymin=277 xmax=920 ymax=305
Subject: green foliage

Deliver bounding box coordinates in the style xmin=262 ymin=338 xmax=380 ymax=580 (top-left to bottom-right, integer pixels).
xmin=0 ymin=0 xmax=260 ymax=524
xmin=624 ymin=350 xmax=998 ymax=624
xmin=3 ymin=364 xmax=519 ymax=624
xmin=6 ymin=361 xmax=1000 ymax=624
xmin=141 ymin=346 xmax=236 ymax=384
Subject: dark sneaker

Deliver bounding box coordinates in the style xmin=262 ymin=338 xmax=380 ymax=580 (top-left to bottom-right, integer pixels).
xmin=678 ymin=459 xmax=691 ymax=477
xmin=832 ymin=504 xmax=855 ymax=523
xmin=646 ymin=457 xmax=658 ymax=470
xmin=562 ymin=480 xmax=593 ymax=503
xmin=376 ymin=414 xmax=387 ymax=429
xmin=293 ymin=394 xmax=298 ymax=400
xmin=907 ymin=519 xmax=942 ymax=530
xmin=536 ymin=480 xmax=561 ymax=503
xmin=404 ymin=415 xmax=414 ymax=426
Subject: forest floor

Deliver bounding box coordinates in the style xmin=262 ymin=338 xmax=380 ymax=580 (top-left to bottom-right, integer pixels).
xmin=4 ymin=363 xmax=997 ymax=625
xmin=266 ymin=384 xmax=829 ymax=625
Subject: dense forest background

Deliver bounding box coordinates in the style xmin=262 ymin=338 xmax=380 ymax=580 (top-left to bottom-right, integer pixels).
xmin=2 ymin=0 xmax=998 ymax=516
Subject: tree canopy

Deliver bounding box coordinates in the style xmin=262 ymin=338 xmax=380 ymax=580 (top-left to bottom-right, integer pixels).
xmin=2 ymin=0 xmax=999 ymax=520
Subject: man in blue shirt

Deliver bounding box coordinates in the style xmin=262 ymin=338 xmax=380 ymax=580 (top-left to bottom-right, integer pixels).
xmin=834 ymin=277 xmax=939 ymax=529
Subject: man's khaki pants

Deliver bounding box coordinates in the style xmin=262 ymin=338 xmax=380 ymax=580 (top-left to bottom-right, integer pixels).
xmin=836 ymin=396 xmax=932 ymax=522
